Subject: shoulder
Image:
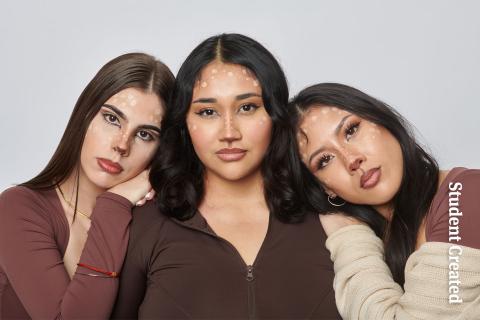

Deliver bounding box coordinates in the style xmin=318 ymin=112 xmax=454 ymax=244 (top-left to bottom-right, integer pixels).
xmin=128 ymin=199 xmax=169 ymax=248
xmin=0 ymin=186 xmax=58 ymax=237
xmin=429 ymin=167 xmax=480 ymax=214
xmin=0 ymin=186 xmax=52 ymax=218
xmin=426 ymin=167 xmax=480 ymax=248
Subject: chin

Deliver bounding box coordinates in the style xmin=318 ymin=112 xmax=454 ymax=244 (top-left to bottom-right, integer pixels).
xmin=211 ymin=166 xmax=259 ymax=182
xmin=84 ymin=170 xmax=122 ymax=190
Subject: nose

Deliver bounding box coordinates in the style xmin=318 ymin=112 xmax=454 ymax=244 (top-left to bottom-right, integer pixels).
xmin=112 ymin=131 xmax=131 ymax=157
xmin=340 ymin=147 xmax=366 ymax=174
xmin=219 ymin=114 xmax=241 ymax=143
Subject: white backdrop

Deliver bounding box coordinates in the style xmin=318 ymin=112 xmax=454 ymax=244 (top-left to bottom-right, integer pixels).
xmin=1 ymin=0 xmax=479 ymax=192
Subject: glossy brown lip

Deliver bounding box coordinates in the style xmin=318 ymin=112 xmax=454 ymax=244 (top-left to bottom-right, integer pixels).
xmin=360 ymin=167 xmax=381 ymax=189
xmin=97 ymin=158 xmax=123 ymax=174
xmin=216 ymin=148 xmax=247 ymax=154
xmin=215 ymin=148 xmax=247 ymax=162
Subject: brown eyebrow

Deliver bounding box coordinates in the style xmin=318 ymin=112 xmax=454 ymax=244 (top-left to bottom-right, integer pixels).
xmin=308 ymin=114 xmax=352 ymax=166
xmin=192 ymin=92 xmax=261 ymax=104
xmin=102 ymin=104 xmax=126 ymax=120
xmin=102 ymin=104 xmax=161 ymax=133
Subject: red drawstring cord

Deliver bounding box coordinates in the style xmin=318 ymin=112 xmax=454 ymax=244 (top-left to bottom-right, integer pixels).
xmin=77 ymin=263 xmax=118 ymax=278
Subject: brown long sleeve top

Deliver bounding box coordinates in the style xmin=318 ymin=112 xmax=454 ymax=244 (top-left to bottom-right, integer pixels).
xmin=425 ymin=167 xmax=480 ymax=248
xmin=112 ymin=202 xmax=341 ymax=319
xmin=0 ymin=186 xmax=132 ymax=320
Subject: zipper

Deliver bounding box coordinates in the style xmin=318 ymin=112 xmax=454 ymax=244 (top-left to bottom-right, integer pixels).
xmin=246 ymin=265 xmax=255 ymax=319
xmin=173 ymin=212 xmax=270 ymax=319
xmin=246 ymin=265 xmax=255 ymax=281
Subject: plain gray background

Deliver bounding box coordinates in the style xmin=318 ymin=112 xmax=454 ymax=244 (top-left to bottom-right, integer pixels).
xmin=1 ymin=0 xmax=479 ymax=192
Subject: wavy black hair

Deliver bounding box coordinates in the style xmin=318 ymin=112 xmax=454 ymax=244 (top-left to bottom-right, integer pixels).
xmin=289 ymin=83 xmax=439 ymax=286
xmin=150 ymin=33 xmax=313 ymax=223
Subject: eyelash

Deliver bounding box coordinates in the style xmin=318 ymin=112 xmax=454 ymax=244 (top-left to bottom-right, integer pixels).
xmin=101 ymin=112 xmax=156 ymax=142
xmin=195 ymin=103 xmax=260 ymax=118
xmin=345 ymin=121 xmax=360 ymax=140
xmin=314 ymin=121 xmax=360 ymax=170
xmin=102 ymin=112 xmax=120 ymax=126
xmin=316 ymin=154 xmax=334 ymax=171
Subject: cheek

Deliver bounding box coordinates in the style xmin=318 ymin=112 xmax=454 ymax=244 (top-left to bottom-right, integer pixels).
xmin=243 ymin=117 xmax=272 ymax=148
xmin=125 ymin=142 xmax=158 ymax=173
xmin=187 ymin=121 xmax=216 ymax=154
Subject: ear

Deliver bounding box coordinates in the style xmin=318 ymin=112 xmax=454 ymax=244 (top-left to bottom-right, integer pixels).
xmin=323 ymin=185 xmax=336 ymax=198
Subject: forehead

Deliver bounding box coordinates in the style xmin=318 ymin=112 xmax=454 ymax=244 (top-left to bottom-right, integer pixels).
xmin=105 ymin=87 xmax=163 ymax=124
xmin=300 ymin=106 xmax=350 ymax=131
xmin=192 ymin=61 xmax=261 ymax=98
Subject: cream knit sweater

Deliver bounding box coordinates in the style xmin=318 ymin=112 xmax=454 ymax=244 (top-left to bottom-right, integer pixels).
xmin=325 ymin=225 xmax=480 ymax=320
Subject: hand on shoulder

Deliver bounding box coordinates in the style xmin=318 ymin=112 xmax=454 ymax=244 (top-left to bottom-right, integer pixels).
xmin=319 ymin=213 xmax=365 ymax=237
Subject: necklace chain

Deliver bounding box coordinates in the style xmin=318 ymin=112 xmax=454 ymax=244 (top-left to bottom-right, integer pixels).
xmin=57 ymin=185 xmax=91 ymax=220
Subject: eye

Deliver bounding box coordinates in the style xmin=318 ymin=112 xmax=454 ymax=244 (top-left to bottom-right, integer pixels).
xmin=345 ymin=122 xmax=360 ymax=140
xmin=316 ymin=154 xmax=334 ymax=170
xmin=102 ymin=112 xmax=120 ymax=126
xmin=195 ymin=108 xmax=218 ymax=118
xmin=238 ymin=103 xmax=259 ymax=114
xmin=136 ymin=130 xmax=154 ymax=142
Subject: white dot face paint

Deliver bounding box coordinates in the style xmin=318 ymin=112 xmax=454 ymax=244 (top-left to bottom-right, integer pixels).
xmin=201 ymin=81 xmax=208 ymax=88
xmin=253 ymin=80 xmax=259 ymax=87
xmin=212 ymin=69 xmax=218 ymax=74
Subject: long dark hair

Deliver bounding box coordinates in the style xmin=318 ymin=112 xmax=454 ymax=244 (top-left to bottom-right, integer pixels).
xmin=21 ymin=53 xmax=175 ymax=191
xmin=290 ymin=83 xmax=439 ymax=286
xmin=151 ymin=33 xmax=311 ymax=223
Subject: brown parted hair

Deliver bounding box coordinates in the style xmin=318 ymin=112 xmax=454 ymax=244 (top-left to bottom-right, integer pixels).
xmin=21 ymin=52 xmax=175 ymax=190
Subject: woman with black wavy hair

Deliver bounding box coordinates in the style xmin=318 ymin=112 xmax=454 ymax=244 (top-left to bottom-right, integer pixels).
xmin=290 ymin=83 xmax=480 ymax=319
xmin=112 ymin=34 xmax=341 ymax=319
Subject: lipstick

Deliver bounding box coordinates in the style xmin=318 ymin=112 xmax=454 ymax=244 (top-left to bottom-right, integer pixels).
xmin=215 ymin=148 xmax=247 ymax=162
xmin=360 ymin=167 xmax=381 ymax=189
xmin=97 ymin=158 xmax=123 ymax=174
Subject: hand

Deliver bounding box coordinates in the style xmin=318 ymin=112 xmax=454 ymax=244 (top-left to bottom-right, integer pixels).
xmin=319 ymin=213 xmax=364 ymax=237
xmin=108 ymin=169 xmax=155 ymax=206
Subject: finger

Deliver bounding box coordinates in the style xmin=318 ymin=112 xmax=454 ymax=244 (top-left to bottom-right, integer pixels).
xmin=136 ymin=198 xmax=147 ymax=206
xmin=145 ymin=191 xmax=154 ymax=201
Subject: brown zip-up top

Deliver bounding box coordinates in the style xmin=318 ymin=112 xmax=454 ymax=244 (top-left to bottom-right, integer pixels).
xmin=112 ymin=201 xmax=341 ymax=319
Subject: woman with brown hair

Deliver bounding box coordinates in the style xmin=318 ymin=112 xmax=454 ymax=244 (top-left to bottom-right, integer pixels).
xmin=0 ymin=53 xmax=174 ymax=319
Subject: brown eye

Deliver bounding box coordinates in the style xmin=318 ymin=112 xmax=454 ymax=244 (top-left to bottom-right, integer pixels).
xmin=238 ymin=103 xmax=259 ymax=113
xmin=196 ymin=108 xmax=218 ymax=117
xmin=102 ymin=113 xmax=120 ymax=126
xmin=137 ymin=130 xmax=154 ymax=142
xmin=345 ymin=122 xmax=360 ymax=140
xmin=317 ymin=154 xmax=334 ymax=170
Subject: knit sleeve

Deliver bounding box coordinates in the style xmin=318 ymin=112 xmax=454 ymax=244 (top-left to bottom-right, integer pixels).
xmin=0 ymin=187 xmax=132 ymax=319
xmin=325 ymin=225 xmax=480 ymax=320
xmin=325 ymin=225 xmax=406 ymax=320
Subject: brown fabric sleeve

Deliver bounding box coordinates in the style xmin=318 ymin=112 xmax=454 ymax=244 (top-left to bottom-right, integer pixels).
xmin=0 ymin=187 xmax=132 ymax=319
xmin=111 ymin=202 xmax=162 ymax=319
xmin=426 ymin=168 xmax=480 ymax=249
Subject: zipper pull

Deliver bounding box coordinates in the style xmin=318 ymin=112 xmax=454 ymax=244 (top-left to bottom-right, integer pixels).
xmin=246 ymin=265 xmax=254 ymax=281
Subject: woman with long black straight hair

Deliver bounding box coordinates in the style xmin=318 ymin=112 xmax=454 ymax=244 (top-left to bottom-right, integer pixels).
xmin=112 ymin=34 xmax=342 ymax=319
xmin=290 ymin=82 xmax=480 ymax=319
